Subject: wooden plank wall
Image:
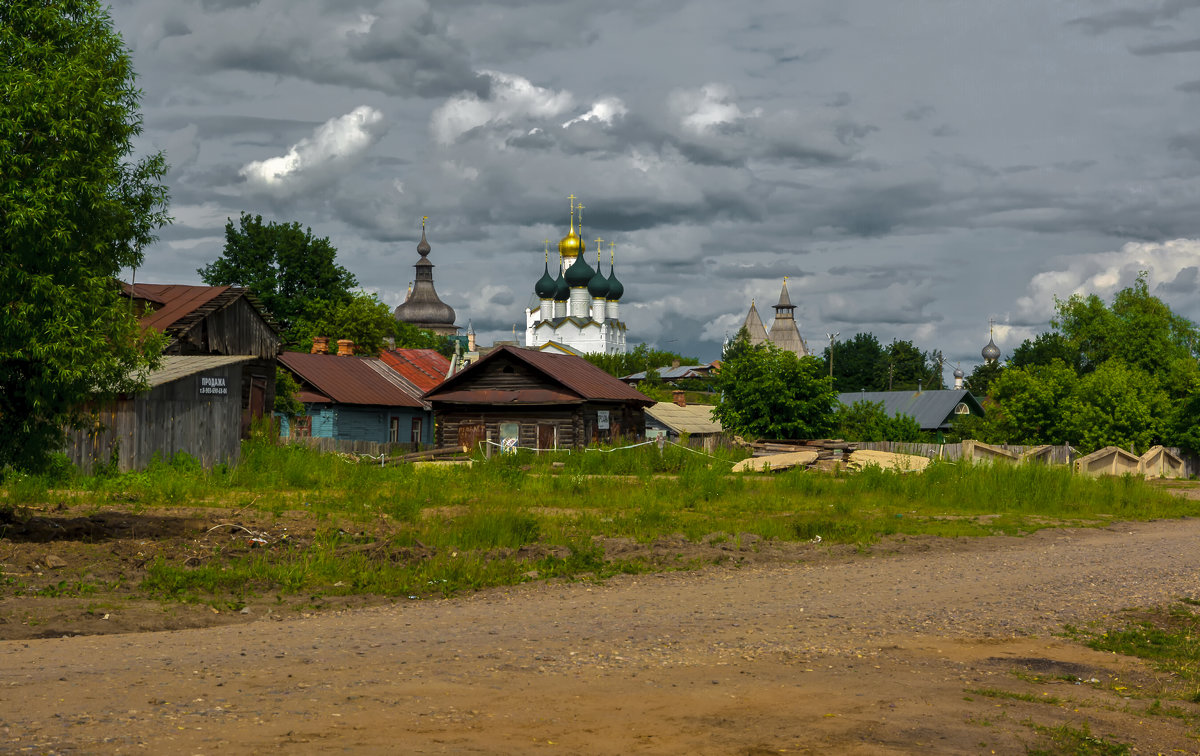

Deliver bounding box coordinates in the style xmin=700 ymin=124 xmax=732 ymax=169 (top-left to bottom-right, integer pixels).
xmin=175 ymin=296 xmax=280 ymax=358
xmin=64 ymin=364 xmax=244 ymax=473
xmin=434 ymin=402 xmax=647 ymax=450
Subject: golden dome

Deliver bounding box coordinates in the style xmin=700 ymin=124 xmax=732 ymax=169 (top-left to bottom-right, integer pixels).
xmin=557 ymin=194 xmax=586 ymax=258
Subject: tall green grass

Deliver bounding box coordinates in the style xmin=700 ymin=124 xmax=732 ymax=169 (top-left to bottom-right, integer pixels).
xmin=5 ymin=439 xmax=1197 ymax=602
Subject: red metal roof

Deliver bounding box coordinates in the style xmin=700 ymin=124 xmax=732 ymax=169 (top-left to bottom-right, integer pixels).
xmin=425 ymin=345 xmax=653 ymax=406
xmin=279 ymin=352 xmax=424 ymax=408
xmin=125 ymin=283 xmax=230 ymax=333
xmin=379 ymin=349 xmax=451 ymax=393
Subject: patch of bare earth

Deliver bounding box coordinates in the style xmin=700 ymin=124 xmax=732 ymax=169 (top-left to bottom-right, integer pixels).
xmin=2 ymin=507 xmax=1200 ymax=753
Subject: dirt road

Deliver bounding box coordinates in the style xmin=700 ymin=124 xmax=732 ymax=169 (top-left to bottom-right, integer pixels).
xmin=3 ymin=520 xmax=1199 ymax=754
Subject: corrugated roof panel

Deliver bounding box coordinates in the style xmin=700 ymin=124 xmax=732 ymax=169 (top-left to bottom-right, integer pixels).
xmin=836 ymin=390 xmax=980 ymax=431
xmin=379 ymin=349 xmax=451 ymax=393
xmin=427 ymin=345 xmax=652 ymax=405
xmin=125 ymin=283 xmax=230 ymax=334
xmin=279 ymin=352 xmax=424 ymax=408
xmin=141 ymin=355 xmax=256 ymax=387
xmin=645 ymin=402 xmax=723 ymax=434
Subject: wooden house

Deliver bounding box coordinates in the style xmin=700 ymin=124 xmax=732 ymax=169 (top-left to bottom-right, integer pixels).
xmin=66 ymin=283 xmax=282 ymax=472
xmin=423 ymin=345 xmax=653 ymax=451
xmin=277 ymin=350 xmax=435 ymax=446
xmin=124 ymin=283 xmax=281 ymax=435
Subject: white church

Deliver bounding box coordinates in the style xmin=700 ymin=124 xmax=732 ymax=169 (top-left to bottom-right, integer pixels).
xmin=524 ymin=197 xmax=627 ymax=355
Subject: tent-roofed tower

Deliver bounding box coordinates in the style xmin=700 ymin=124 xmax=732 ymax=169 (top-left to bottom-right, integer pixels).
xmin=394 ymin=218 xmax=458 ymax=336
xmin=767 ymin=278 xmax=808 ymax=357
xmin=741 ymin=300 xmax=769 ymax=345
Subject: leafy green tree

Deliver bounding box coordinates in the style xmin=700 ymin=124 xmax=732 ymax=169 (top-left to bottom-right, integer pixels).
xmin=1064 ymin=360 xmax=1170 ymax=453
xmin=1 ymin=1 xmax=170 ymax=472
xmin=987 ymin=360 xmax=1078 ymax=445
xmin=965 ymin=361 xmax=1004 ymax=398
xmin=584 ymin=342 xmax=699 ymax=378
xmin=833 ymin=400 xmax=922 ymax=442
xmin=198 ymin=213 xmax=357 ymax=332
xmin=1053 ymin=273 xmax=1198 ymax=377
xmin=712 ymin=343 xmax=836 ymax=439
xmin=274 ymin=368 xmax=303 ymax=416
xmin=823 ymin=332 xmax=887 ymax=392
xmin=1009 ymin=332 xmax=1080 ymax=372
xmin=884 ymin=339 xmax=943 ymax=391
xmin=290 ymin=292 xmax=454 ymax=356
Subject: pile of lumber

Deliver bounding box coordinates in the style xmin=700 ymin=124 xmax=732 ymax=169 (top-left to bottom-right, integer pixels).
xmin=733 ymin=438 xmax=860 ymax=473
xmin=386 ymin=446 xmax=470 ymax=465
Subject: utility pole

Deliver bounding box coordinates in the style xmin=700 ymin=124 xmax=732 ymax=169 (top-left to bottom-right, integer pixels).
xmin=827 ymin=332 xmax=840 ymax=380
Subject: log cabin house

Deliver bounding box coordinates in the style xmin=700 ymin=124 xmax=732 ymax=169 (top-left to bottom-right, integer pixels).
xmin=423 ymin=345 xmax=653 ymax=451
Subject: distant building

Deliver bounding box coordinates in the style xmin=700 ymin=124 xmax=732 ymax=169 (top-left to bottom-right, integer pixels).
xmin=837 ymin=389 xmax=985 ymax=437
xmin=425 ymin=345 xmax=652 ymax=450
xmin=524 ymin=196 xmax=627 ymax=355
xmin=644 ymin=396 xmax=724 ymax=443
xmin=277 ymin=345 xmax=437 ymax=446
xmin=737 ymin=279 xmax=808 ymax=358
xmin=394 ymin=219 xmax=458 ymax=336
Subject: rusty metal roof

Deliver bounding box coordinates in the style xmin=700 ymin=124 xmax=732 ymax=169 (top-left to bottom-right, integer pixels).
xmin=379 ymin=349 xmax=451 ymax=393
xmin=425 ymin=345 xmax=652 ymax=406
xmin=279 ymin=352 xmax=424 ymax=408
xmin=123 ymin=282 xmax=281 ymax=339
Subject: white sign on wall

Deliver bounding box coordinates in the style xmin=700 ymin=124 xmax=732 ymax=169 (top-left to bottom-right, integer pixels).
xmin=597 ymin=410 xmax=610 ymax=430
xmin=199 ymin=375 xmax=228 ymax=396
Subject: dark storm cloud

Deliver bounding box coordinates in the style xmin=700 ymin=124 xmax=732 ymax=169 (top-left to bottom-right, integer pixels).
xmin=1157 ymin=266 xmax=1200 ymax=294
xmin=1169 ymin=132 xmax=1200 ymax=160
xmin=1067 ymin=1 xmax=1200 ymax=35
xmin=1178 ymin=80 xmax=1200 ymax=93
xmin=819 ymin=181 xmax=946 ymax=238
xmin=1130 ymin=37 xmax=1200 ymax=55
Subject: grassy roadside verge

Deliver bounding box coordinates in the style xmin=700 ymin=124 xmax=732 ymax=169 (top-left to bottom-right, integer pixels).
xmin=2 ymin=440 xmax=1197 ymax=607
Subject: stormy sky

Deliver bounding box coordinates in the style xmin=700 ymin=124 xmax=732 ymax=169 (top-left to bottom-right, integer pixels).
xmin=110 ymin=0 xmax=1200 ymax=370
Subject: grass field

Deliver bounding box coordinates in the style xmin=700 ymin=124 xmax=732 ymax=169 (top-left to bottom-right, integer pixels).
xmin=3 ymin=440 xmax=1196 ymax=604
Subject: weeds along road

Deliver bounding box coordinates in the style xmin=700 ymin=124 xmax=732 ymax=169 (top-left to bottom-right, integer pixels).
xmin=3 ymin=519 xmax=1199 ymax=754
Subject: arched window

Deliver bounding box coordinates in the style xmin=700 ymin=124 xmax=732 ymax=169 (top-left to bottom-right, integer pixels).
xmin=954 ymin=402 xmax=970 ymax=415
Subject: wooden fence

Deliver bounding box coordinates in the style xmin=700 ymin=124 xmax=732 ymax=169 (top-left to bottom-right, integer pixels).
xmin=284 ymin=437 xmax=421 ymax=457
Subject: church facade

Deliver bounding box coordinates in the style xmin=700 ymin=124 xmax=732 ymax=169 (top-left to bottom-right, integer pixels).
xmin=524 ymin=197 xmax=627 ymax=355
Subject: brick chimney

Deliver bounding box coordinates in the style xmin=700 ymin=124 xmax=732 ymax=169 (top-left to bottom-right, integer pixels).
xmin=336 ymin=339 xmax=355 ymax=356
xmin=311 ymin=336 xmax=329 ymax=354
xmin=672 ymin=390 xmax=686 ymax=407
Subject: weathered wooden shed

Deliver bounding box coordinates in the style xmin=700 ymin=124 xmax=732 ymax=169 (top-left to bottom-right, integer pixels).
xmin=424 ymin=345 xmax=653 ymax=451
xmin=66 ymin=356 xmax=254 ymax=473
xmin=124 ymin=283 xmax=281 ymax=435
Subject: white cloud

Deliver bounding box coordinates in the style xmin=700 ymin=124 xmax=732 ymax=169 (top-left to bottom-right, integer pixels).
xmin=239 ymin=106 xmax=386 ymax=196
xmin=1015 ymin=238 xmax=1200 ymax=322
xmin=669 ymin=83 xmax=761 ymax=135
xmin=430 ymin=70 xmax=574 ymax=145
xmin=562 ymin=97 xmax=628 ymax=128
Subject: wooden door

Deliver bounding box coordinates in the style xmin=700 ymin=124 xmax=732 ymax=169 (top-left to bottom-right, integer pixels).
xmin=457 ymin=422 xmax=486 ymax=452
xmin=537 ymin=423 xmax=556 ymax=452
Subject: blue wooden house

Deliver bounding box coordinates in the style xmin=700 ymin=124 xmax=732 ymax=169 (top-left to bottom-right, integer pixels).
xmin=277 ymin=351 xmax=435 ymax=446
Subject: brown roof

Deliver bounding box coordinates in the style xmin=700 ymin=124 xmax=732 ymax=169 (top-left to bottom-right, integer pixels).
xmin=123 ymin=282 xmax=280 ymax=337
xmin=379 ymin=349 xmax=451 ymax=393
xmin=279 ymin=352 xmax=424 ymax=408
xmin=425 ymin=345 xmax=652 ymax=406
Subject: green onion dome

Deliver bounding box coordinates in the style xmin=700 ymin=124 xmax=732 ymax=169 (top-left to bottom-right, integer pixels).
xmin=534 ymin=261 xmax=557 ymax=298
xmin=587 ymin=265 xmax=610 ymax=298
xmin=564 ymin=252 xmax=595 ymax=287
xmin=606 ymin=264 xmax=624 ymax=301
xmin=553 ymin=271 xmax=569 ymax=301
